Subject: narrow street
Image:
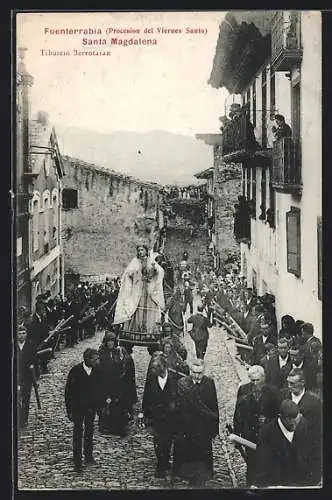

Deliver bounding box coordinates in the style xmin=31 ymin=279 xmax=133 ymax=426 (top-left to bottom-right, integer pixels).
xmin=17 ymin=308 xmax=248 ymax=490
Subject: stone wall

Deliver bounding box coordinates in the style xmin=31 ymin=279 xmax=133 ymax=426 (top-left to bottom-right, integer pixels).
xmin=214 ymin=156 xmax=242 ymax=261
xmin=61 ymin=156 xmax=161 ymax=280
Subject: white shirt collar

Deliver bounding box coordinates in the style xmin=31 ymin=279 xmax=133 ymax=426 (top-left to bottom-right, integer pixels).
xmin=278 ymin=417 xmax=295 ymax=443
xmin=158 ymin=371 xmax=168 ymax=390
xmin=293 ymin=361 xmax=303 ymax=369
xmin=279 ymin=355 xmax=289 ymax=368
xmin=83 ymin=362 xmax=92 ymax=375
xmin=291 ymin=388 xmax=305 ymax=405
xmin=18 ymin=341 xmax=25 ymax=351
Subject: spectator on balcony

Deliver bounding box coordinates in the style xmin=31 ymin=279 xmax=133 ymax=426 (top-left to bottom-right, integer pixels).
xmin=272 ymin=114 xmax=292 ymax=141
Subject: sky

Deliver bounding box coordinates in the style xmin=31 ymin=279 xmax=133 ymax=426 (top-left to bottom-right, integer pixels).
xmin=16 ymin=11 xmax=229 ymax=136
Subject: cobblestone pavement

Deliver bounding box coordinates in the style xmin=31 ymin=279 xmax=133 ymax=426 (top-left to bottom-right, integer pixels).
xmin=17 ymin=316 xmax=248 ymax=490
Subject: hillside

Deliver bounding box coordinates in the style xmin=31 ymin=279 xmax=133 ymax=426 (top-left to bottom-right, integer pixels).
xmin=54 ymin=124 xmax=212 ymax=186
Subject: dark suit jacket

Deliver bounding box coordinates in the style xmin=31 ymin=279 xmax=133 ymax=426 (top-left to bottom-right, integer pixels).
xmin=265 ymin=355 xmax=292 ymax=389
xmin=253 ymin=418 xmax=319 ymax=487
xmin=65 ymin=363 xmax=103 ymax=414
xmin=17 ymin=340 xmax=38 ymax=387
xmin=233 ymin=384 xmax=279 ymax=443
xmin=178 ymin=375 xmax=219 ymax=439
xmin=187 ymin=313 xmax=210 ymax=342
xmin=142 ymin=370 xmax=179 ymax=430
xmin=26 ymin=314 xmax=47 ymax=347
xmin=251 ymin=333 xmax=277 ymax=365
xmin=279 ymin=389 xmax=322 ymax=433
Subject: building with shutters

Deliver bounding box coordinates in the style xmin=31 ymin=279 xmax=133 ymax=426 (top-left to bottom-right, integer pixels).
xmin=16 ymin=48 xmax=65 ymax=315
xmin=208 ymin=11 xmax=322 ymax=337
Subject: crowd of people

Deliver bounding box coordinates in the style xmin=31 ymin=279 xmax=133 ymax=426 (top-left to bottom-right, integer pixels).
xmin=17 ymin=246 xmax=322 ymax=488
xmin=17 ymin=278 xmax=121 ymax=429
xmin=163 ymin=185 xmax=205 ymax=200
xmin=193 ymin=256 xmax=322 ymax=487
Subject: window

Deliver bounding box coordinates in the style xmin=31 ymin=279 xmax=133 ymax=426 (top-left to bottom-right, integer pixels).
xmin=262 ymin=69 xmax=267 ymax=148
xmin=246 ymin=88 xmax=251 ymax=117
xmin=246 ymin=165 xmax=250 ymax=199
xmin=291 ymin=82 xmax=301 ymax=139
xmin=251 ymin=167 xmax=256 ymax=219
xmin=268 ymin=181 xmax=276 ymax=229
xmin=252 ymin=80 xmax=256 ymax=128
xmin=32 ymin=198 xmax=40 ymax=253
xmin=286 ymin=207 xmax=301 ymax=277
xmin=85 ymin=172 xmax=90 ymax=191
xmin=270 ymin=71 xmax=275 ymax=112
xmin=62 ymin=188 xmax=78 ymax=209
xmin=317 ymin=216 xmax=322 ymax=301
xmin=260 ymin=169 xmax=267 ymax=218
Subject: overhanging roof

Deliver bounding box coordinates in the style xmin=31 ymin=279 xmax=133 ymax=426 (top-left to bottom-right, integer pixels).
xmin=194 ymin=167 xmax=214 ymax=179
xmin=208 ymin=11 xmax=276 ymax=93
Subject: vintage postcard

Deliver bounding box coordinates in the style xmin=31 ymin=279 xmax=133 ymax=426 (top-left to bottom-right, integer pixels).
xmin=14 ymin=10 xmax=322 ymax=490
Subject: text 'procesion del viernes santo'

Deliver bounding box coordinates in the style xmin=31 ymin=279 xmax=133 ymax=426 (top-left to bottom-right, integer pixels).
xmin=40 ymin=26 xmax=208 ymax=49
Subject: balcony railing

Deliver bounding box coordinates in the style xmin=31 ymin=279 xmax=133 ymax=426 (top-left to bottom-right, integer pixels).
xmin=271 ymin=137 xmax=302 ymax=193
xmin=222 ymin=110 xmax=273 ymax=164
xmin=271 ymin=11 xmax=302 ymax=71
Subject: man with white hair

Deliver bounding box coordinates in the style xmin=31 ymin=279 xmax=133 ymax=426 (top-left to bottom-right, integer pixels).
xmin=233 ymin=365 xmax=279 ymax=486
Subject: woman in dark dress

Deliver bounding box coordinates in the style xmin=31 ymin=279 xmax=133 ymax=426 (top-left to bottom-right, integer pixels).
xmin=166 ymin=288 xmax=185 ymax=337
xmin=99 ymin=342 xmax=135 ymax=437
xmin=278 ymin=315 xmax=298 ymax=347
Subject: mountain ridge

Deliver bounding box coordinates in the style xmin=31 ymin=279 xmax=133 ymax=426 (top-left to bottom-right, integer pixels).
xmin=54 ymin=123 xmax=213 ymax=185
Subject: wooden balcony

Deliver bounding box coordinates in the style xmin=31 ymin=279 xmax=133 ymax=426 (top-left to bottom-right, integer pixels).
xmin=271 ymin=137 xmax=302 ymax=194
xmin=271 ymin=11 xmax=303 ymax=71
xmin=222 ymin=111 xmax=272 ymax=165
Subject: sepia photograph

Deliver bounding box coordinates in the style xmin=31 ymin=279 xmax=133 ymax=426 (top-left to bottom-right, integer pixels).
xmin=14 ymin=10 xmax=322 ymax=490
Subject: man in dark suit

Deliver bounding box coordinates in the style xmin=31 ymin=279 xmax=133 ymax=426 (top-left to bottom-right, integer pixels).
xmin=300 ymin=323 xmax=322 ymax=363
xmin=279 ymin=367 xmax=322 ymax=483
xmin=142 ymin=352 xmax=179 ymax=479
xmin=183 ymin=281 xmax=194 ymax=315
xmin=251 ymin=314 xmax=278 ymax=365
xmin=264 ymin=337 xmax=292 ymax=389
xmin=174 ymin=359 xmax=219 ymax=487
xmin=26 ymin=297 xmax=49 ymax=374
xmin=65 ymin=348 xmax=102 ymax=473
xmin=233 ymin=365 xmax=279 ymax=486
xmin=279 ymin=368 xmax=322 ymax=431
xmin=187 ymin=304 xmax=211 ymax=359
xmin=252 ymin=400 xmax=319 ymax=487
xmin=289 ymin=346 xmax=319 ymax=391
xmin=17 ymin=326 xmax=38 ymax=429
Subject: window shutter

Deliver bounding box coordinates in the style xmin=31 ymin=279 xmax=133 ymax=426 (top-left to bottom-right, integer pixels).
xmin=317 ymin=216 xmax=322 ymax=301
xmin=286 ymin=207 xmax=301 ymax=277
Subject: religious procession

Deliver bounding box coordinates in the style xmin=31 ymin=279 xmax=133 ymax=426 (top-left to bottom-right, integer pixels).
xmin=17 ymin=245 xmax=322 ymax=489
xmin=16 ymin=9 xmax=323 ymax=492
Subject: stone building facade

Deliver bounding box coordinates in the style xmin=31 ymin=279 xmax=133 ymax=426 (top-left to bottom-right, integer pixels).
xmin=209 ymin=11 xmax=322 ymax=337
xmin=195 ymin=135 xmax=242 ymax=271
xmin=16 ymin=48 xmax=65 ymax=315
xmin=61 ymin=156 xmax=162 ymax=285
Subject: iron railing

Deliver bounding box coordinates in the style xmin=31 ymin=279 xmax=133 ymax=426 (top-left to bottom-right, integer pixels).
xmin=271 ymin=137 xmax=301 ymax=191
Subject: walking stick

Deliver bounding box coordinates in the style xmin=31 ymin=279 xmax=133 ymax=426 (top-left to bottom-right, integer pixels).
xmin=30 ymin=365 xmax=41 ymax=410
